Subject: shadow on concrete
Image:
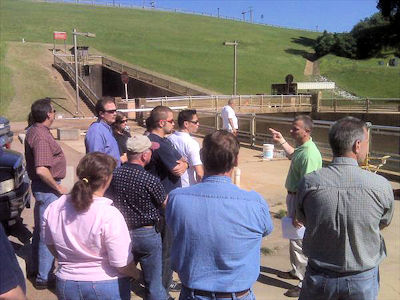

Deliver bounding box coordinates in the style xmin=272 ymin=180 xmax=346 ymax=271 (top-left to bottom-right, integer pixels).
xmin=258 ymin=266 xmax=296 ymax=289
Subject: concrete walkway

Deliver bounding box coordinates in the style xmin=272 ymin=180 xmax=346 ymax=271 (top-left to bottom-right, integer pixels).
xmin=9 ymin=120 xmax=400 ymax=300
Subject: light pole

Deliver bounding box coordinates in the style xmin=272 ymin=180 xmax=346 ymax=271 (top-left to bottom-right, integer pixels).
xmin=72 ymin=29 xmax=95 ymax=116
xmin=223 ymin=40 xmax=238 ymax=95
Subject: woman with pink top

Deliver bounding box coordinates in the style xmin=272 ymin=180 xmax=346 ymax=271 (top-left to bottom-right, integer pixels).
xmin=42 ymin=152 xmax=141 ymax=300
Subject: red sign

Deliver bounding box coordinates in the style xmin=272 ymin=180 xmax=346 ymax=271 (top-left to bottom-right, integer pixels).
xmin=121 ymin=71 xmax=129 ymax=84
xmin=53 ymin=31 xmax=67 ymax=40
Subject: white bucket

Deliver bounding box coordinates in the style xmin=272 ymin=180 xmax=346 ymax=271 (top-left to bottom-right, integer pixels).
xmin=263 ymin=144 xmax=274 ymax=160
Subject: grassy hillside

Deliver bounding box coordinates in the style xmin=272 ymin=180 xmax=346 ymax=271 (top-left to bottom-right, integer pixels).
xmin=318 ymin=55 xmax=400 ymax=98
xmin=0 ymin=0 xmax=399 ymax=116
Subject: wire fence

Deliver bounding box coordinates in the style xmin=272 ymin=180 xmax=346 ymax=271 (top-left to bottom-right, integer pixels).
xmin=39 ymin=0 xmax=321 ymax=33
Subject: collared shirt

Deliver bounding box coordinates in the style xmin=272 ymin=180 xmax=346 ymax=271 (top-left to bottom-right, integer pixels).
xmin=42 ymin=195 xmax=133 ymax=281
xmin=25 ymin=123 xmax=66 ymax=182
xmin=146 ymin=133 xmax=182 ymax=194
xmin=221 ymin=105 xmax=238 ymax=131
xmin=109 ymin=163 xmax=166 ymax=230
xmin=166 ymin=175 xmax=274 ymax=292
xmin=168 ymin=131 xmax=202 ymax=187
xmin=285 ymin=138 xmax=322 ymax=193
xmin=296 ymin=157 xmax=394 ymax=273
xmin=85 ymin=119 xmax=121 ymax=166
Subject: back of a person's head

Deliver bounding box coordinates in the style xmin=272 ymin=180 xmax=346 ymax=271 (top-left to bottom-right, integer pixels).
xmin=95 ymin=97 xmax=115 ymax=116
xmin=294 ymin=115 xmax=314 ymax=133
xmin=329 ymin=117 xmax=366 ymax=157
xmin=31 ymin=98 xmax=52 ymax=123
xmin=201 ymin=130 xmax=240 ymax=175
xmin=177 ymin=109 xmax=197 ymax=128
xmin=70 ymin=152 xmax=116 ymax=212
xmin=146 ymin=105 xmax=172 ymax=131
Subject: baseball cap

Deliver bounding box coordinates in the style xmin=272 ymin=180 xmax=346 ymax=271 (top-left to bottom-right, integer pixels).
xmin=126 ymin=135 xmax=160 ymax=153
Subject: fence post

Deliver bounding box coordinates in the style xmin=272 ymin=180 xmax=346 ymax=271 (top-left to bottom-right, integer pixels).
xmin=215 ymin=113 xmax=220 ymax=130
xmin=239 ymin=95 xmax=242 ymax=107
xmin=215 ymin=96 xmax=218 ymax=112
xmin=281 ymin=95 xmax=284 ymax=107
xmin=250 ymin=113 xmax=256 ymax=146
xmin=261 ymin=95 xmax=264 ymax=108
xmin=366 ymin=98 xmax=370 ymax=113
xmin=334 ymin=99 xmax=337 ymax=112
xmin=189 ymin=96 xmax=192 ymax=108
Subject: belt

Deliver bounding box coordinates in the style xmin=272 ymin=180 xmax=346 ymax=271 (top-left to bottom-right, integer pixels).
xmin=185 ymin=286 xmax=250 ymax=299
xmin=287 ymin=191 xmax=297 ymax=195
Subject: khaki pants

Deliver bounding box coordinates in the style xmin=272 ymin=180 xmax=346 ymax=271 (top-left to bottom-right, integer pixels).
xmin=286 ymin=193 xmax=308 ymax=284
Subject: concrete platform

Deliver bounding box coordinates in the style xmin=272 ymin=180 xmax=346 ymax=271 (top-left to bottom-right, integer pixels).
xmin=8 ymin=120 xmax=400 ymax=300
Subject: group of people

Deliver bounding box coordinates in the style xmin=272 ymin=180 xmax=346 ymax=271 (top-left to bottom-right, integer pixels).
xmin=1 ymin=96 xmax=394 ymax=300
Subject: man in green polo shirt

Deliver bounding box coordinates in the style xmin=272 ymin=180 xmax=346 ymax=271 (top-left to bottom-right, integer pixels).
xmin=269 ymin=115 xmax=322 ymax=298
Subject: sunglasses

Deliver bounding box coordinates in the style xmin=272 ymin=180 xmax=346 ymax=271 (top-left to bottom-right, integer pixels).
xmin=103 ymin=109 xmax=117 ymax=114
xmin=162 ymin=119 xmax=175 ymax=124
xmin=187 ymin=120 xmax=199 ymax=124
xmin=118 ymin=120 xmax=128 ymax=124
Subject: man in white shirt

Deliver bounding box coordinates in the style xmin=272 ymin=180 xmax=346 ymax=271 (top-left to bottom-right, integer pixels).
xmin=221 ymin=99 xmax=238 ymax=135
xmin=168 ymin=110 xmax=204 ymax=187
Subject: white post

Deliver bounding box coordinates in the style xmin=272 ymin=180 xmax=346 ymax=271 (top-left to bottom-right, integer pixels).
xmin=124 ymin=83 xmax=128 ymax=100
xmin=73 ymin=29 xmax=79 ymax=116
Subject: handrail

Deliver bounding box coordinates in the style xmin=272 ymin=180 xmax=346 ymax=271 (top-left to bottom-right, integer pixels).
xmin=53 ymin=55 xmax=100 ymax=108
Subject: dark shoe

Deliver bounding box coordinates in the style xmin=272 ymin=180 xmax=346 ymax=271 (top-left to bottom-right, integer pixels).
xmin=34 ymin=281 xmax=49 ymax=290
xmin=169 ymin=280 xmax=182 ymax=292
xmin=278 ymin=271 xmax=299 ymax=280
xmin=284 ymin=286 xmax=301 ymax=298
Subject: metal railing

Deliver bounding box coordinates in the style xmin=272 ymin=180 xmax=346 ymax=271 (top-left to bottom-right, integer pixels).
xmin=102 ymin=57 xmax=210 ymax=96
xmin=319 ymin=98 xmax=400 ymax=113
xmin=140 ymin=94 xmax=312 ymax=113
xmin=53 ymin=55 xmax=100 ymax=107
xmin=195 ymin=112 xmax=400 ymax=174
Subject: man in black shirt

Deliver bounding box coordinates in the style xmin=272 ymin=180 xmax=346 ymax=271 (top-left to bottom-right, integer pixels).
xmin=110 ymin=135 xmax=168 ymax=300
xmin=145 ymin=106 xmax=188 ymax=297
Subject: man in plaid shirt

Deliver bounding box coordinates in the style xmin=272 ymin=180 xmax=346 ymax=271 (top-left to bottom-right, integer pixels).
xmin=25 ymin=98 xmax=67 ymax=290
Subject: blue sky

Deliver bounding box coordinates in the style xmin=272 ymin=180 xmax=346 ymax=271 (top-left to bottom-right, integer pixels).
xmin=111 ymin=0 xmax=380 ymax=32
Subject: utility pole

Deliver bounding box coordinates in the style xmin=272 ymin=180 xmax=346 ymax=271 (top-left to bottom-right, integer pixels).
xmin=223 ymin=41 xmax=239 ymax=95
xmin=249 ymin=7 xmax=253 ymax=23
xmin=217 ymin=7 xmax=220 ymax=18
xmin=241 ymin=11 xmax=246 ymax=21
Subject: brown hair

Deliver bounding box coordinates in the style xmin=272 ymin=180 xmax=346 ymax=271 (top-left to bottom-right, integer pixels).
xmin=201 ymin=130 xmax=240 ymax=175
xmin=145 ymin=106 xmax=172 ymax=131
xmin=70 ymin=152 xmax=116 ymax=212
xmin=112 ymin=111 xmax=127 ymax=133
xmin=95 ymin=97 xmax=115 ymax=116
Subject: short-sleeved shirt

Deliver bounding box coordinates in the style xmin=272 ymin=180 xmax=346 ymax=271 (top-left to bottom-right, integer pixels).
xmin=145 ymin=133 xmax=182 ymax=194
xmin=0 ymin=224 xmax=26 ymax=295
xmin=42 ymin=195 xmax=133 ymax=281
xmin=166 ymin=175 xmax=274 ymax=292
xmin=296 ymin=157 xmax=394 ymax=273
xmin=110 ymin=163 xmax=166 ymax=230
xmin=25 ymin=123 xmax=66 ymax=182
xmin=221 ymin=105 xmax=238 ymax=131
xmin=168 ymin=131 xmax=202 ymax=187
xmin=85 ymin=119 xmax=121 ymax=166
xmin=285 ymin=138 xmax=322 ymax=193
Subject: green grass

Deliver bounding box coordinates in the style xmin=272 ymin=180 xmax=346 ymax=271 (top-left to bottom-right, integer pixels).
xmin=1 ymin=0 xmax=399 ymax=116
xmin=0 ymin=42 xmax=14 ymax=114
xmin=0 ymin=0 xmax=316 ymax=96
xmin=318 ymin=55 xmax=400 ymax=98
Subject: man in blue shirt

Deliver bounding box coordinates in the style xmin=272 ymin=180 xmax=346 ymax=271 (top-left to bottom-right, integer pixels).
xmin=85 ymin=97 xmax=122 ymax=166
xmin=166 ymin=130 xmax=274 ymax=300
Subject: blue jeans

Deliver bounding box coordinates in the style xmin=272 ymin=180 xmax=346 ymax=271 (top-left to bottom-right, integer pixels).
xmin=299 ymin=265 xmax=379 ymax=300
xmin=32 ymin=181 xmax=59 ymax=283
xmin=130 ymin=227 xmax=167 ymax=300
xmin=179 ymin=286 xmax=256 ymax=300
xmin=56 ymin=277 xmax=130 ymax=300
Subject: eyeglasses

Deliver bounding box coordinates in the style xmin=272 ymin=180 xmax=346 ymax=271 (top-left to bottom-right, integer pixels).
xmin=163 ymin=119 xmax=175 ymax=124
xmin=187 ymin=120 xmax=199 ymax=125
xmin=103 ymin=109 xmax=117 ymax=114
xmin=118 ymin=120 xmax=128 ymax=124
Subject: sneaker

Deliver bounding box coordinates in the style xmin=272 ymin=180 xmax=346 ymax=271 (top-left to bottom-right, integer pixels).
xmin=169 ymin=280 xmax=182 ymax=292
xmin=284 ymin=286 xmax=301 ymax=298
